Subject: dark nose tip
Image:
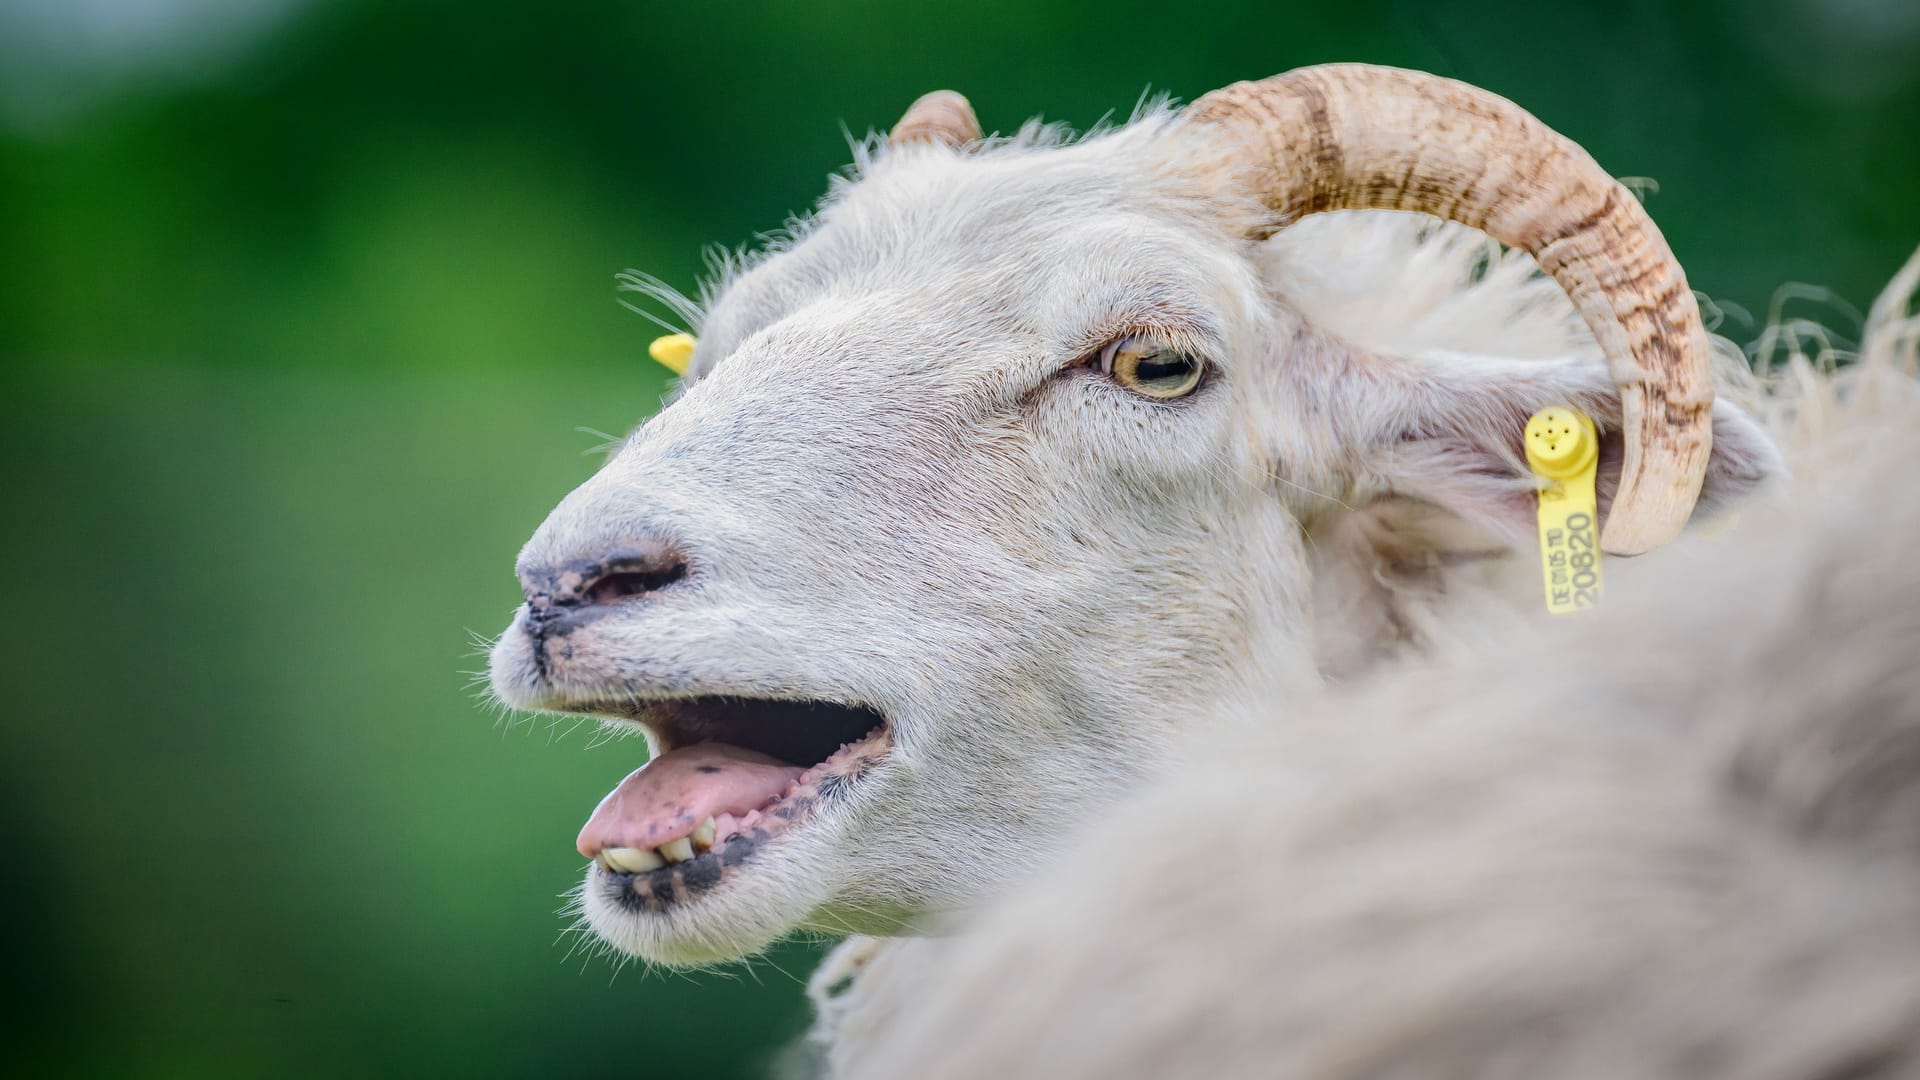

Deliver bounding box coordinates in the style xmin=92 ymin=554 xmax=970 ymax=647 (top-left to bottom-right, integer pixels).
xmin=518 ymin=537 xmax=691 ymax=626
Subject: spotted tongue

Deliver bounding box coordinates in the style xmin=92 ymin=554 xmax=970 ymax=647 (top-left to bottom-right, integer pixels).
xmin=576 ymin=742 xmax=803 ymax=857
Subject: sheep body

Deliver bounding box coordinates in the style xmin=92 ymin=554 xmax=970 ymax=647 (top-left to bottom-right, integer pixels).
xmin=822 ymin=253 xmax=1920 ymax=1079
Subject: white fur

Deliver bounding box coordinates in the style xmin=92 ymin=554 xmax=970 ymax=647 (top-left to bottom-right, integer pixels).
xmin=487 ymin=107 xmax=1780 ymax=973
xmin=821 ymin=250 xmax=1920 ymax=1078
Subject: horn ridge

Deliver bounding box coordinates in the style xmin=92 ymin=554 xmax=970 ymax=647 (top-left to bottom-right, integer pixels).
xmin=1190 ymin=63 xmax=1712 ymax=555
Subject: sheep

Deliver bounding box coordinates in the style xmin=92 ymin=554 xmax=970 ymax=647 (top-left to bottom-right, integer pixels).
xmin=486 ymin=64 xmax=1779 ymax=999
xmin=833 ymin=253 xmax=1920 ymax=1079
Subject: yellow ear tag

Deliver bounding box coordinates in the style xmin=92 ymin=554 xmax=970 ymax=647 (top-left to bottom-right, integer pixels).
xmin=648 ymin=333 xmax=696 ymax=375
xmin=1525 ymin=406 xmax=1604 ymax=615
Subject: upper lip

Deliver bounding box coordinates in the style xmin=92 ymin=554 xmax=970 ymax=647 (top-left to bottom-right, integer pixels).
xmin=521 ymin=678 xmax=891 ymax=762
xmin=502 ymin=603 xmax=893 ymax=760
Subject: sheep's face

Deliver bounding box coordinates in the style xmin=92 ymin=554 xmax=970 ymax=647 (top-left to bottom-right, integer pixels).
xmin=486 ymin=122 xmax=1779 ymax=965
xmin=489 ymin=127 xmax=1320 ymax=964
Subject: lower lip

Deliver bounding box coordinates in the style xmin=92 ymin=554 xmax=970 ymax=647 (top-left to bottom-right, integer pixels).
xmin=591 ymin=723 xmax=892 ymax=912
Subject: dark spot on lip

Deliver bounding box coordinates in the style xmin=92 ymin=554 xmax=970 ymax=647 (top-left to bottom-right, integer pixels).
xmin=695 ymin=765 xmax=722 ymax=774
xmin=680 ymin=856 xmax=723 ymax=894
xmin=721 ymin=829 xmax=767 ymax=867
xmin=604 ymin=828 xmax=771 ymax=911
xmin=614 ymin=875 xmax=668 ymax=913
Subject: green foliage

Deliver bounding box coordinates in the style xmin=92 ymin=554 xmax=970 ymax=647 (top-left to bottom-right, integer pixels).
xmin=1 ymin=0 xmax=1913 ymax=1075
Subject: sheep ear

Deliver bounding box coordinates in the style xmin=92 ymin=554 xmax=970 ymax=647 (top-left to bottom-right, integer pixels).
xmin=1331 ymin=348 xmax=1783 ymax=549
xmin=1287 ymin=338 xmax=1782 ymax=676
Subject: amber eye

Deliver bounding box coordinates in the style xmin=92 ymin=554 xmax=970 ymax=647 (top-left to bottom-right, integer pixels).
xmin=1099 ymin=335 xmax=1205 ymax=400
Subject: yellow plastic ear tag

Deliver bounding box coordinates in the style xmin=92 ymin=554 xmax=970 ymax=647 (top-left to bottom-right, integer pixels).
xmin=1525 ymin=406 xmax=1604 ymax=615
xmin=648 ymin=333 xmax=696 ymax=375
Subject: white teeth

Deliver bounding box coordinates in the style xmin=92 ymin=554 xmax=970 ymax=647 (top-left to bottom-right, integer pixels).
xmin=597 ymin=846 xmax=665 ymax=874
xmin=593 ymin=823 xmax=719 ymax=872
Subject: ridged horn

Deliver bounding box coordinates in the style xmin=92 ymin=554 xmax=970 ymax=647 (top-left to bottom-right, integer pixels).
xmin=1189 ymin=63 xmax=1712 ymax=555
xmin=890 ymin=89 xmax=981 ymax=150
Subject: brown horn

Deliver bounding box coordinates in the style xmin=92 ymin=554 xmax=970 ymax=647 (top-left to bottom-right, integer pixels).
xmin=890 ymin=89 xmax=981 ymax=150
xmin=1190 ymin=63 xmax=1711 ymax=556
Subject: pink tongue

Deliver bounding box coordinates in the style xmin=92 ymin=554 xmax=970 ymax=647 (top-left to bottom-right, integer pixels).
xmin=576 ymin=742 xmax=804 ymax=857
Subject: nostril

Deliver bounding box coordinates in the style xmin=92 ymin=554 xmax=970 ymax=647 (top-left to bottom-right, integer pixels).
xmin=586 ymin=561 xmax=688 ymax=606
xmin=519 ymin=538 xmax=693 ymax=614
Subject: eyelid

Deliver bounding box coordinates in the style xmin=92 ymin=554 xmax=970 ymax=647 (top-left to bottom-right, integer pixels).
xmin=1092 ymin=332 xmax=1165 ymax=375
xmin=1093 ymin=332 xmax=1211 ymax=374
xmin=1071 ymin=291 xmax=1222 ymax=364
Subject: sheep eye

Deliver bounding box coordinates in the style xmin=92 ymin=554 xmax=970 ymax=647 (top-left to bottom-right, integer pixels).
xmin=1100 ymin=336 xmax=1204 ymax=400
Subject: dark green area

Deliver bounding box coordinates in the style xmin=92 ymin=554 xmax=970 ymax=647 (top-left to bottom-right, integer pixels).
xmin=2 ymin=1 xmax=1913 ymax=1076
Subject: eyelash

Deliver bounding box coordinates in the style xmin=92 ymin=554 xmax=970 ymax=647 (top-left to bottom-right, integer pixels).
xmin=1079 ymin=334 xmax=1209 ymax=401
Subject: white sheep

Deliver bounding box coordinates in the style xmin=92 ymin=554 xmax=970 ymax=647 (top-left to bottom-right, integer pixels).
xmin=833 ymin=253 xmax=1920 ymax=1079
xmin=486 ymin=63 xmax=1782 ymax=1028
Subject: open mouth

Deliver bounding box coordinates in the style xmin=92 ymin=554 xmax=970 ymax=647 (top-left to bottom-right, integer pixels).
xmin=577 ymin=697 xmax=891 ymax=912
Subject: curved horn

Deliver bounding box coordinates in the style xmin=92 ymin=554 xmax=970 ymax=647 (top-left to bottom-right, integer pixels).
xmin=1190 ymin=64 xmax=1711 ymax=555
xmin=890 ymin=89 xmax=981 ymax=150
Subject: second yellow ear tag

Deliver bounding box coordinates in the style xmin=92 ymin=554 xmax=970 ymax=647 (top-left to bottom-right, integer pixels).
xmin=1526 ymin=406 xmax=1604 ymax=615
xmin=648 ymin=333 xmax=696 ymax=375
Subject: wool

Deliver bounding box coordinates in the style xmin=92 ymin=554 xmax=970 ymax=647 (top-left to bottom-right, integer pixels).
xmin=822 ymin=249 xmax=1920 ymax=1079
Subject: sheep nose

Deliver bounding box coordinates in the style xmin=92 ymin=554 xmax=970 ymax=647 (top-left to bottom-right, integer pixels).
xmin=518 ymin=537 xmax=691 ymax=630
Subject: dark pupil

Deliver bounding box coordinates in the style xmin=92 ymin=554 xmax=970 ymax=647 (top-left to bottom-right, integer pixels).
xmin=1135 ymin=351 xmax=1192 ymax=383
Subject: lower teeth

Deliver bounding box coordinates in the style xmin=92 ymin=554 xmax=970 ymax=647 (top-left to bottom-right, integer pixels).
xmin=594 ymin=816 xmax=720 ymax=873
xmin=597 ymin=846 xmax=664 ymax=873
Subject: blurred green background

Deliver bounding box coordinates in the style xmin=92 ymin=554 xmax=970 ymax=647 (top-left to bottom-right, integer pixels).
xmin=2 ymin=1 xmax=1913 ymax=1076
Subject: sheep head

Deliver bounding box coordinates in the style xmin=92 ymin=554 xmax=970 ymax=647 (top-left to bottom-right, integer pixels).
xmin=487 ymin=65 xmax=1781 ymax=965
